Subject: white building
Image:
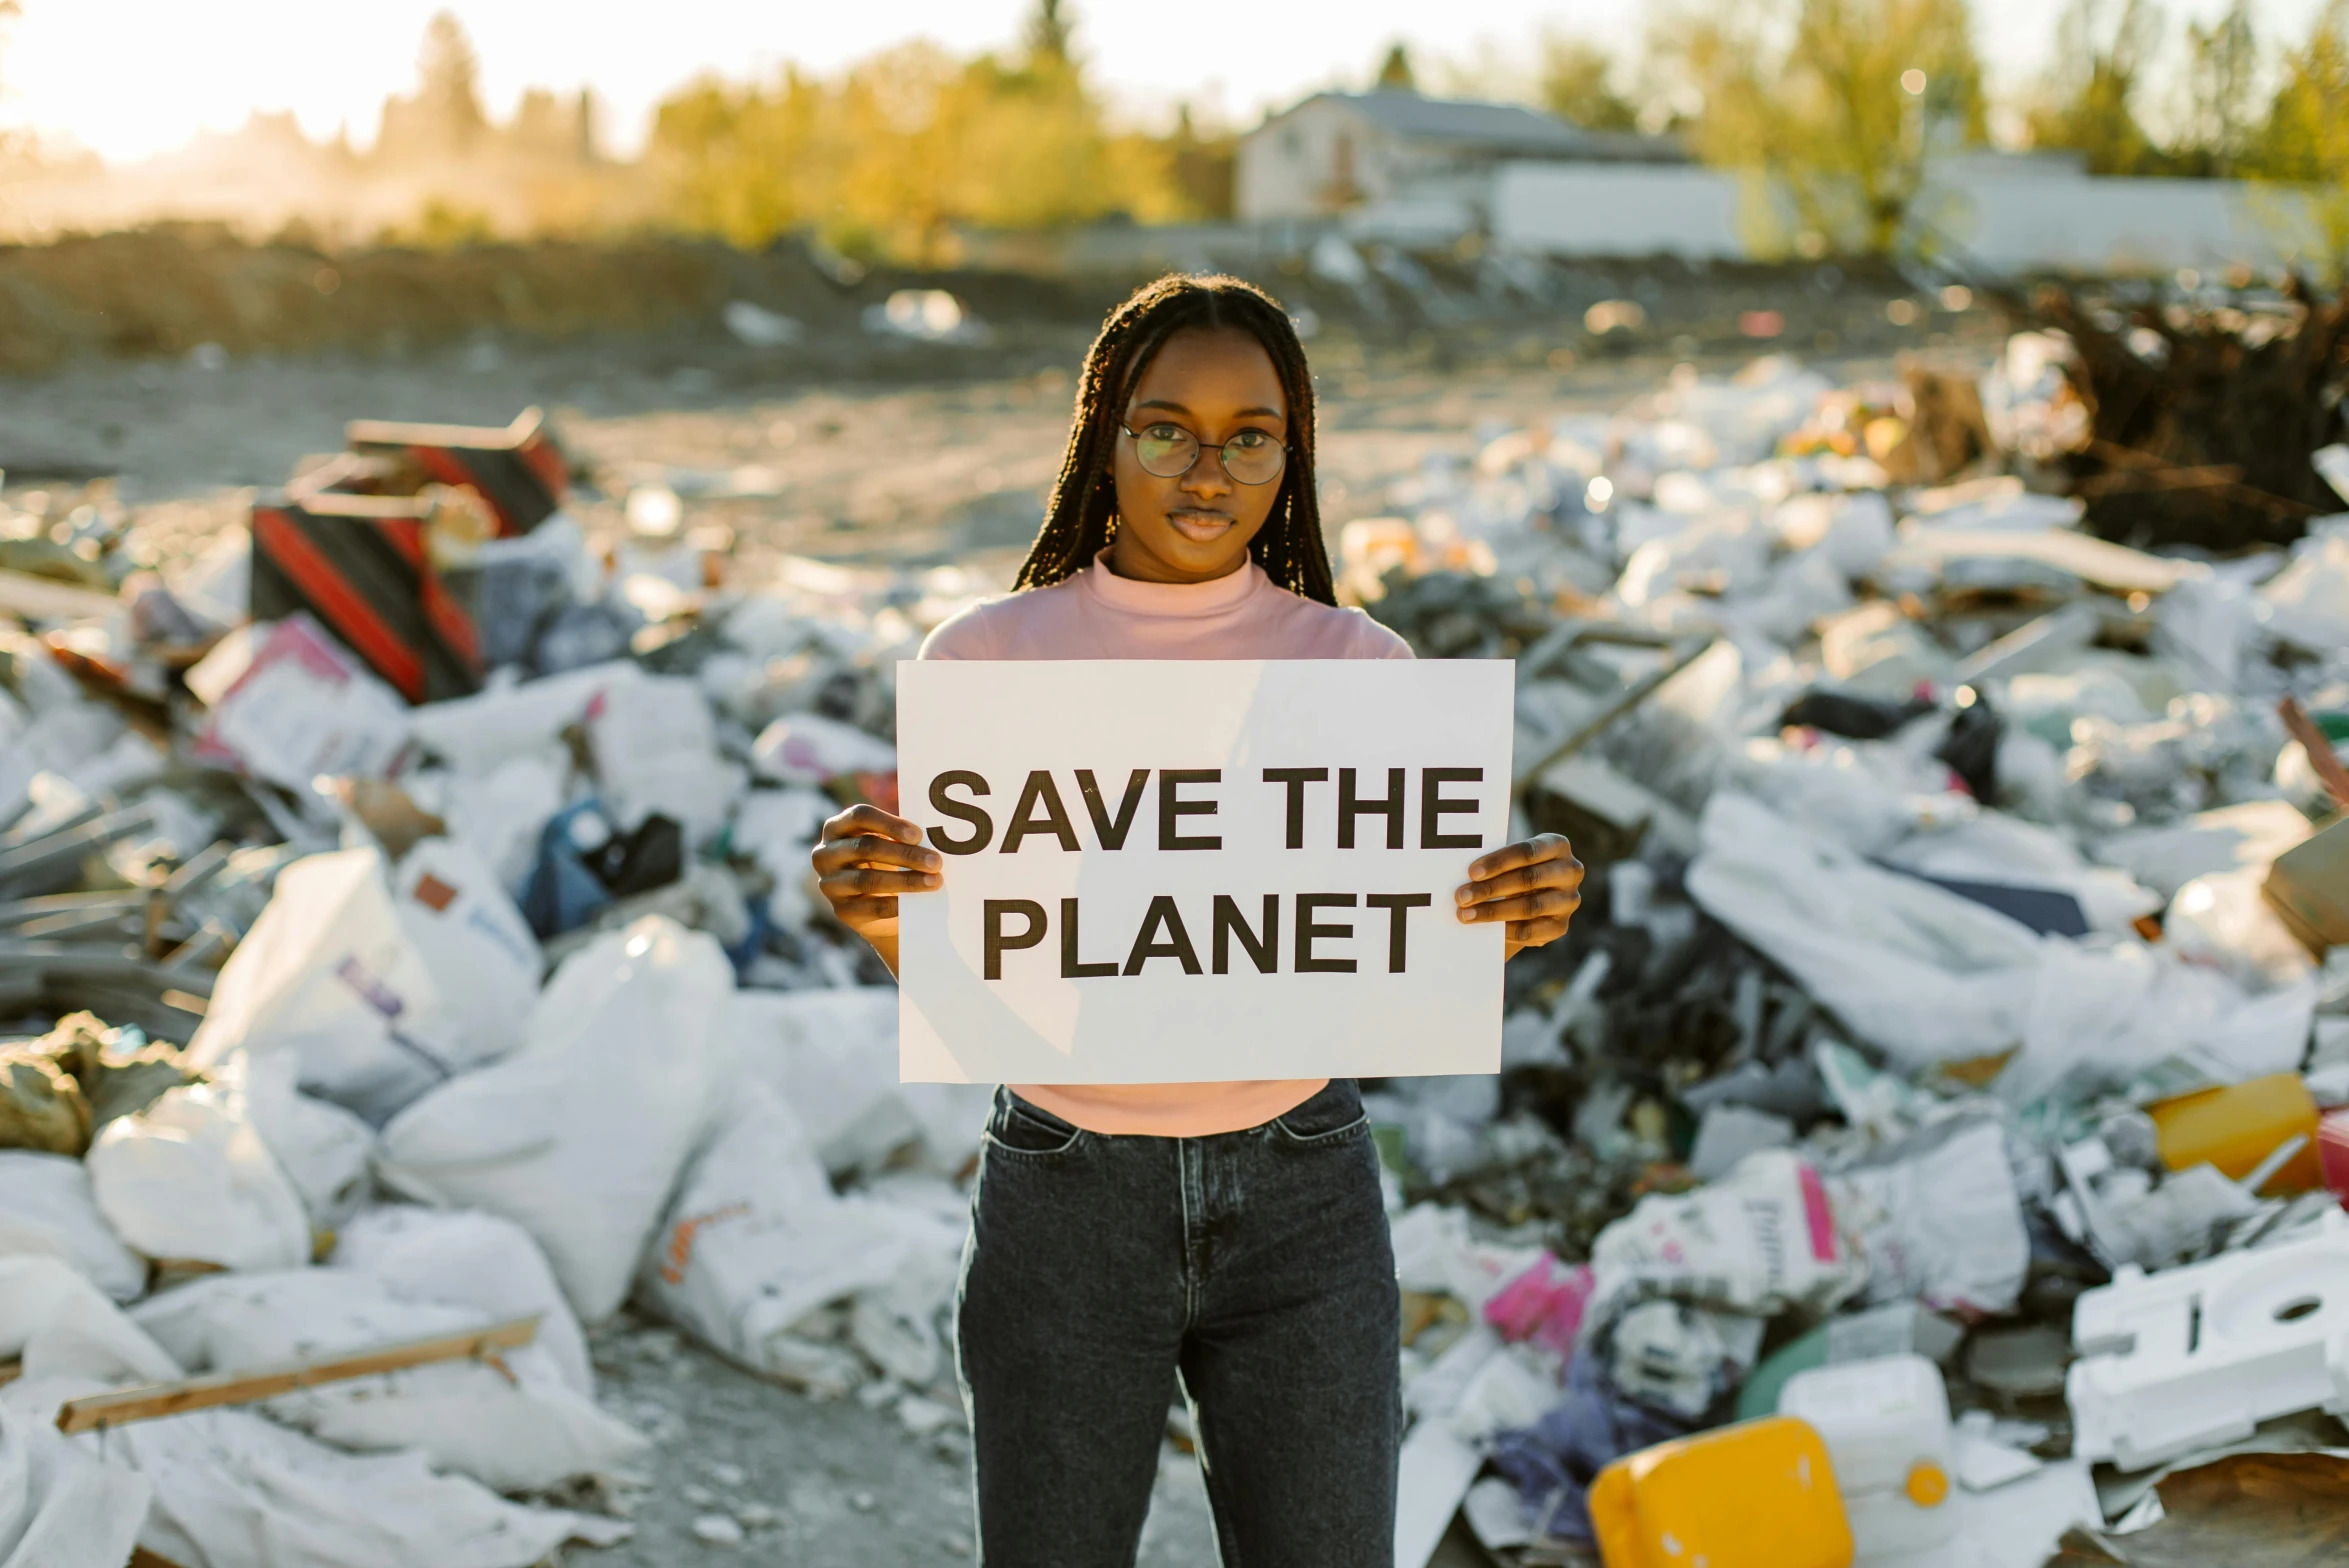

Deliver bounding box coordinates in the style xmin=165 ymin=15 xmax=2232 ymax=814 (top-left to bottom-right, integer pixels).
xmin=1236 ymin=88 xmax=1685 ymax=233
xmin=1490 ymin=150 xmax=2328 ymax=274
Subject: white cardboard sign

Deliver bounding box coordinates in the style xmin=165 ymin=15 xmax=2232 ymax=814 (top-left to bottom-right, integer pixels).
xmin=896 ymin=659 xmax=1514 ymax=1084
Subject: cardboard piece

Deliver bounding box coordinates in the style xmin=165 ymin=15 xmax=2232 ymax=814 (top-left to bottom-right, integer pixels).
xmin=895 ymin=660 xmax=1514 ymax=1084
xmin=2264 ymin=814 xmax=2349 ymax=955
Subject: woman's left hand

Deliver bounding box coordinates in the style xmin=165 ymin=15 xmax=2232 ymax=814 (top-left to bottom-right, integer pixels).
xmin=1456 ymin=833 xmax=1585 ymax=958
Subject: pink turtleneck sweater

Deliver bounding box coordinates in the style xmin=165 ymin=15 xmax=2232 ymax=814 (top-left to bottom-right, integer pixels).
xmin=917 ymin=552 xmax=1413 ymax=1136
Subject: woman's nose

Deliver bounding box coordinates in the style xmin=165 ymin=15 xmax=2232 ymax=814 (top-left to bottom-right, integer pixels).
xmin=1180 ymin=450 xmax=1234 ymax=498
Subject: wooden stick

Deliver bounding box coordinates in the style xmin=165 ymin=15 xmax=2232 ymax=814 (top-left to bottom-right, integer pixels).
xmin=55 ymin=1315 xmax=540 ymax=1435
xmin=0 ymin=1360 xmax=18 ymax=1389
xmin=0 ymin=570 xmax=118 ymax=624
xmin=2084 ymin=439 xmax=2322 ymax=516
xmin=130 ymin=1549 xmax=188 ymax=1568
xmin=2280 ymin=698 xmax=2349 ymax=810
xmin=2074 ymin=464 xmax=2245 ymax=497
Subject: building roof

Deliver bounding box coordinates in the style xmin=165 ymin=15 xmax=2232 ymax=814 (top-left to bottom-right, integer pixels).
xmin=1338 ymin=90 xmax=1589 ymax=153
xmin=1263 ymin=89 xmax=1685 ymax=164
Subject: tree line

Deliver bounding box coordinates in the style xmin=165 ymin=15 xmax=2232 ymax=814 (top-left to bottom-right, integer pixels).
xmin=647 ymin=0 xmax=1232 ymax=263
xmin=648 ymin=0 xmax=2347 ymax=263
xmin=4 ymin=0 xmax=2339 ymax=265
xmin=1511 ymin=0 xmax=2348 ymax=259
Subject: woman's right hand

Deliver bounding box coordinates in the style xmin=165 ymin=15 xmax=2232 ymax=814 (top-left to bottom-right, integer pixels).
xmin=811 ymin=803 xmax=943 ymax=977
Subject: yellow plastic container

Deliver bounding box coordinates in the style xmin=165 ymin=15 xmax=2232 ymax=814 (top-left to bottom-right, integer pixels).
xmin=2149 ymin=1072 xmax=2321 ymax=1194
xmin=1590 ymin=1415 xmax=1855 ymax=1568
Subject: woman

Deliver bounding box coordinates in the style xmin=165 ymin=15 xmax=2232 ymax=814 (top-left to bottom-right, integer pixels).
xmin=813 ymin=273 xmax=1583 ymax=1566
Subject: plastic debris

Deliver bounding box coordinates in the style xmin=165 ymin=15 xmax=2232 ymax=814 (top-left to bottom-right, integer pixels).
xmin=128 ymin=1267 xmax=646 ymax=1492
xmin=2 ymin=310 xmax=2344 ymax=1562
xmin=1778 ymin=1354 xmax=1957 ymax=1565
xmin=375 ymin=917 xmax=735 ymax=1321
xmin=84 ymin=1055 xmax=312 ymax=1274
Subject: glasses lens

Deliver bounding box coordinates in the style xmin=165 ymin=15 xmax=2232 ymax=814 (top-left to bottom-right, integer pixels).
xmin=1220 ymin=432 xmax=1287 ymax=485
xmin=1131 ymin=425 xmax=1198 ymax=478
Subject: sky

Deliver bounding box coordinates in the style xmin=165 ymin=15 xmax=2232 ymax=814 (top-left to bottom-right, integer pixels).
xmin=0 ymin=0 xmax=2325 ymax=166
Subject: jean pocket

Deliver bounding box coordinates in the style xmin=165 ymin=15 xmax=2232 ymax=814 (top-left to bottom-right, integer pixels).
xmin=1270 ymin=1081 xmax=1369 ymax=1148
xmin=986 ymin=1094 xmax=1087 ymax=1157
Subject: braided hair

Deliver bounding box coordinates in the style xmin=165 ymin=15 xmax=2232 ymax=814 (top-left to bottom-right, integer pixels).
xmin=1013 ymin=273 xmax=1336 ymax=606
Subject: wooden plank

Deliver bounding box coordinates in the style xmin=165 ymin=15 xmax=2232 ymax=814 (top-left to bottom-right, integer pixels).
xmin=2280 ymin=698 xmax=2349 ymax=810
xmin=0 ymin=569 xmax=118 ymax=625
xmin=55 ymin=1315 xmax=540 ymax=1435
xmin=1899 ymin=526 xmax=2195 ymax=596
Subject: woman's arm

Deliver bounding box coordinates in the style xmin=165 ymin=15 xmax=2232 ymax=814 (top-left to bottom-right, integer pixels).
xmin=811 ymin=803 xmax=943 ymax=979
xmin=1454 ymin=832 xmax=1585 ymax=959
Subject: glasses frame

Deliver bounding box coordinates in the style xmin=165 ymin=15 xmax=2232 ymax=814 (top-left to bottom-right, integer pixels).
xmin=1118 ymin=421 xmax=1291 ymax=486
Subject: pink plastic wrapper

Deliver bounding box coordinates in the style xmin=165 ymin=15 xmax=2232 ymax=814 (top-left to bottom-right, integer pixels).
xmin=1482 ymin=1253 xmax=1596 ymax=1356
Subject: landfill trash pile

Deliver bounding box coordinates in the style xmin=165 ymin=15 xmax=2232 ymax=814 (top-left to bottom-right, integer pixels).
xmin=1348 ymin=322 xmax=2349 ymax=1565
xmin=0 ymin=410 xmax=999 ymax=1568
xmin=0 ymin=298 xmax=2345 ymax=1567
xmin=2014 ymin=278 xmax=2349 ymax=554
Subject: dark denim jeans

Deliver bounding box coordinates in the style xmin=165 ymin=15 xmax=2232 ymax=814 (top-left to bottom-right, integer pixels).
xmin=955 ymin=1079 xmax=1401 ymax=1567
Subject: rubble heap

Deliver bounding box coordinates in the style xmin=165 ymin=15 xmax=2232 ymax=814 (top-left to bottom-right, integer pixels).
xmin=1 ymin=312 xmax=2346 ymax=1567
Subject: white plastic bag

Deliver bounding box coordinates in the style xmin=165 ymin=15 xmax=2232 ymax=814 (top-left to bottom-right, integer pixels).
xmin=730 ymin=785 xmax=836 ymax=929
xmin=86 ymin=1058 xmax=311 ymax=1274
xmin=1783 ymin=490 xmax=1896 ymax=581
xmin=1388 ymin=1205 xmax=1552 ymax=1319
xmin=406 ymin=659 xmax=636 ymax=778
xmin=1589 ymin=1149 xmax=1865 ymax=1316
xmin=2165 ymin=867 xmax=2319 ymax=992
xmin=1879 ymin=809 xmax=2163 ymax=935
xmin=130 ymin=1270 xmax=644 ymax=1494
xmin=1737 ymin=735 xmax=1975 ymax=858
xmin=0 ymin=1398 xmax=151 ymax=1568
xmin=638 ymin=1081 xmax=917 ymax=1379
xmin=0 ymin=1256 xmax=180 ymax=1384
xmin=2093 ymin=799 xmax=2315 ymax=901
xmin=1687 ymin=792 xmax=2044 ymax=1069
xmin=376 ymin=917 xmax=734 ymax=1321
xmin=587 ymin=674 xmax=745 ymax=847
xmin=186 ymin=848 xmax=500 ymax=1125
xmin=334 ymin=1205 xmax=594 ymax=1397
xmin=2259 ymin=522 xmax=2349 ymax=653
xmin=241 ymin=1051 xmax=375 ymax=1233
xmin=0 ymin=1152 xmax=146 ymax=1301
xmin=728 ymin=785 xmax=834 ymax=873
xmin=107 ymin=1402 xmax=627 ymax=1568
xmin=1825 ymin=1115 xmax=2029 ymax=1317
xmin=728 ymin=988 xmax=987 ymax=1178
xmin=392 ymin=835 xmax=543 ymax=1055
xmin=2010 ymin=941 xmax=2315 ymax=1108
xmin=749 ymin=712 xmax=897 ymax=786
xmin=729 ymin=988 xmax=907 ymax=1176
xmin=846 ymin=1217 xmax=962 ymax=1386
xmin=439 ymin=751 xmax=567 ymax=891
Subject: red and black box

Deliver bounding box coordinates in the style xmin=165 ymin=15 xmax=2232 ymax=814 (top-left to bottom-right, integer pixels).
xmin=247 ymin=490 xmax=484 ymax=704
xmin=343 ymin=406 xmax=570 ymax=538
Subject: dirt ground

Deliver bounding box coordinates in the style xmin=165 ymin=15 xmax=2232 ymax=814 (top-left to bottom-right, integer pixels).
xmin=583 ymin=1307 xmax=1497 ymax=1568
xmin=579 ymin=1312 xmax=1234 ymax=1567
xmin=0 ymin=317 xmax=1909 ymax=576
xmin=0 ymin=317 xmax=1938 ymax=1567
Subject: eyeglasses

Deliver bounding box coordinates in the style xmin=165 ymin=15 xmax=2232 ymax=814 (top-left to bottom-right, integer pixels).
xmin=1120 ymin=421 xmax=1289 ymax=486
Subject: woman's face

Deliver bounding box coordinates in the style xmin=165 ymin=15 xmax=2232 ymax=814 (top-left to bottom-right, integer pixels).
xmin=1106 ymin=325 xmax=1289 ymax=585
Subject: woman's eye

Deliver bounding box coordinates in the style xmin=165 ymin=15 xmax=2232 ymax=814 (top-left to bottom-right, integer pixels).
xmin=1229 ymin=430 xmax=1274 ymax=450
xmin=1142 ymin=423 xmax=1188 ymax=442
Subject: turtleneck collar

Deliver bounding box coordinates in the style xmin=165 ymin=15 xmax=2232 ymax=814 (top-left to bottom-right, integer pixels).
xmin=1080 ymin=548 xmax=1265 ymax=617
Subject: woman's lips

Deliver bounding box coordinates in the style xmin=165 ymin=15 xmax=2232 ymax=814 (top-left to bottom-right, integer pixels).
xmin=1167 ymin=509 xmax=1234 ymax=543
